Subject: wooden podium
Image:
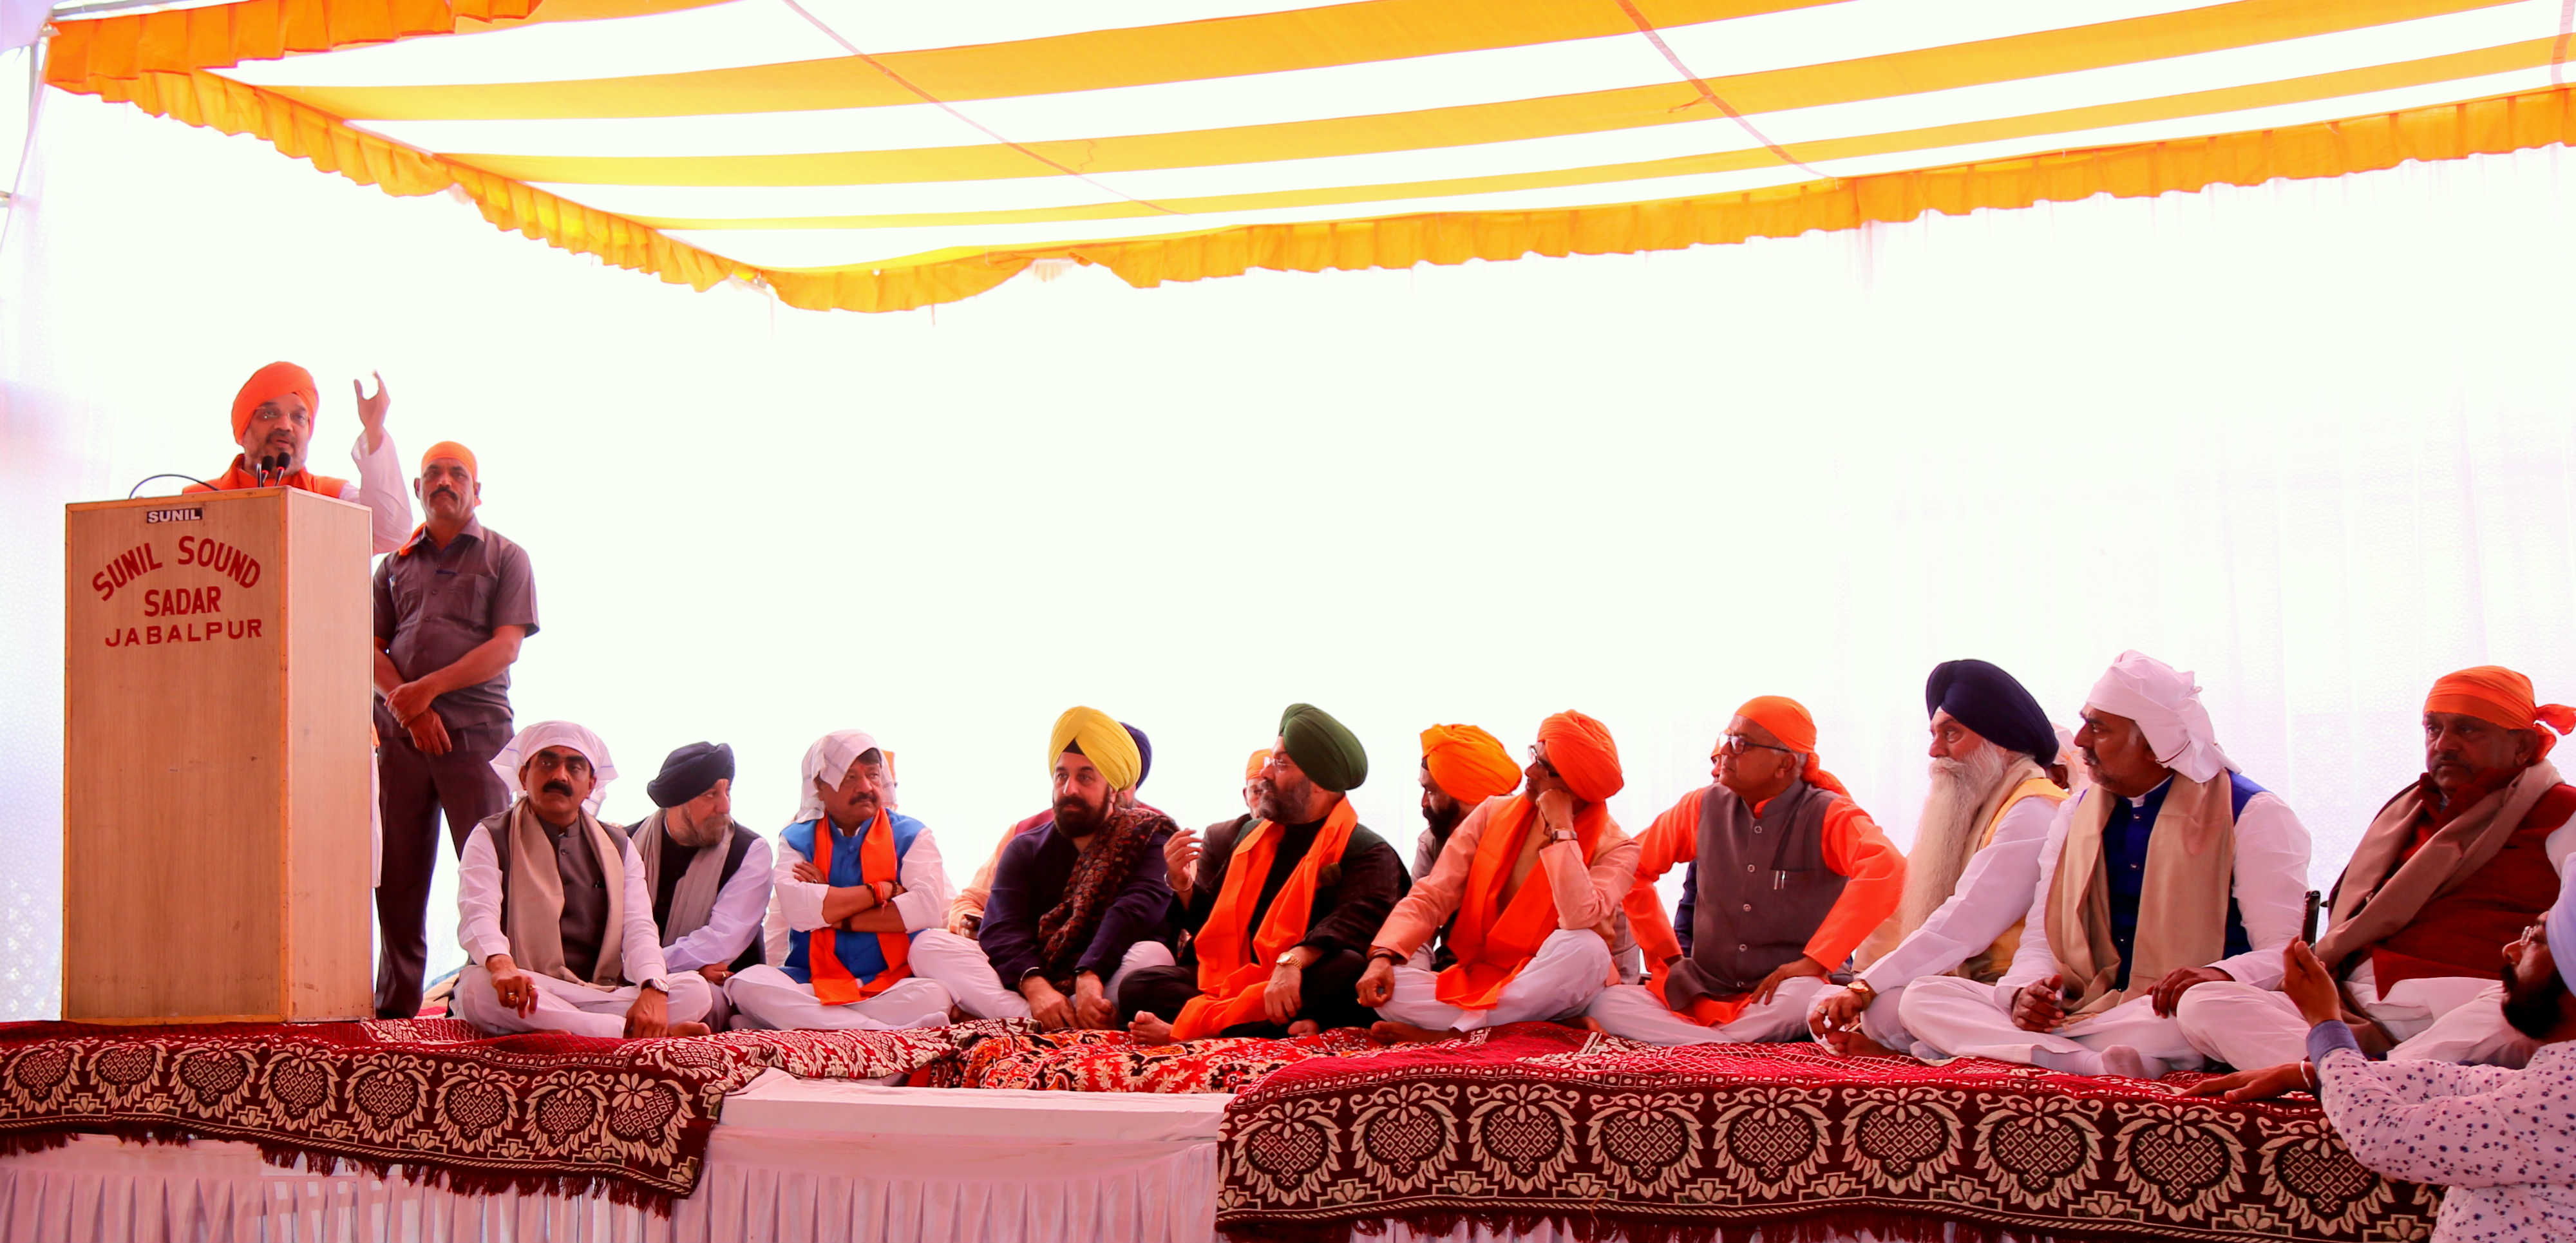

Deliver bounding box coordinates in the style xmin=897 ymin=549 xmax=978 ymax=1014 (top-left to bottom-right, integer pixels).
xmin=62 ymin=488 xmax=375 ymax=1023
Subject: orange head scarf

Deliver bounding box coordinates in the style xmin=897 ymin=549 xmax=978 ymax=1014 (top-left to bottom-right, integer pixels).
xmin=420 ymin=441 xmax=478 ymax=479
xmin=231 ymin=363 xmax=319 ymax=441
xmin=1535 ymin=710 xmax=1622 ymax=802
xmin=2425 ymin=667 xmax=2576 ymax=758
xmin=1421 ymin=724 xmax=1520 ymax=805
xmin=1732 ymin=695 xmax=1851 ymax=797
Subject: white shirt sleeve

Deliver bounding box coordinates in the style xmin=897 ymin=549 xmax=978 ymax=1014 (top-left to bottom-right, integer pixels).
xmin=616 ymin=833 xmax=673 ymax=990
xmin=661 ymin=837 xmax=773 ymax=973
xmin=346 ymin=429 xmax=415 ymax=556
xmin=1993 ymin=793 xmax=2080 ymax=1003
xmin=1861 ymin=793 xmax=2058 ymax=992
xmin=458 ymin=824 xmax=509 ymax=965
xmin=772 ymin=835 xmax=829 ymax=933
xmin=2211 ymin=790 xmax=2314 ymax=987
xmin=2548 ymin=823 xmax=2576 ymax=877
xmin=893 ymin=828 xmax=951 ymax=934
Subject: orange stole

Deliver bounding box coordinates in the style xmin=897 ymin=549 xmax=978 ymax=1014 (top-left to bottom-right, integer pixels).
xmin=184 ymin=460 xmax=352 ymax=497
xmin=806 ymin=815 xmax=912 ymax=1005
xmin=1172 ymin=800 xmax=1358 ymax=1041
xmin=1435 ymin=794 xmax=1604 ymax=1010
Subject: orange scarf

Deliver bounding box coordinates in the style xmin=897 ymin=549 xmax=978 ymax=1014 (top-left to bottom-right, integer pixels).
xmin=806 ymin=815 xmax=912 ymax=1005
xmin=1173 ymin=800 xmax=1359 ymax=1040
xmin=1435 ymin=794 xmax=1603 ymax=1010
xmin=184 ymin=457 xmax=350 ymax=498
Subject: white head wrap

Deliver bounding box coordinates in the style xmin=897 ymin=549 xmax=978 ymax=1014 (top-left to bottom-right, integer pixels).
xmin=798 ymin=729 xmax=884 ymax=822
xmin=491 ymin=720 xmax=617 ymax=817
xmin=2084 ymin=650 xmax=2236 ymax=783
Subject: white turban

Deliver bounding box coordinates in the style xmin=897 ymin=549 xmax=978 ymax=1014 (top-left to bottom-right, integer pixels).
xmin=2085 ymin=650 xmax=2236 ymax=783
xmin=799 ymin=729 xmax=884 ymax=822
xmin=491 ymin=720 xmax=617 ymax=817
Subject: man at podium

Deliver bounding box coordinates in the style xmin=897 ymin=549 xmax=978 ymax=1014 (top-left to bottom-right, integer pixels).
xmin=182 ymin=361 xmax=415 ymax=555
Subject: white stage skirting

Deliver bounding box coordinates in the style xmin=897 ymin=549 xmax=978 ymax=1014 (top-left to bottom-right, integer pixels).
xmin=0 ymin=1072 xmax=1226 ymax=1242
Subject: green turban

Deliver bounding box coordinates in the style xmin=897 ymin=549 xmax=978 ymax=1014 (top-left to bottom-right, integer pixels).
xmin=1279 ymin=703 xmax=1367 ymax=792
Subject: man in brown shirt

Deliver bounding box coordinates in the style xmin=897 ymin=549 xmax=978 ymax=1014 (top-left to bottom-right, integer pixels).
xmin=371 ymin=441 xmax=540 ymax=1019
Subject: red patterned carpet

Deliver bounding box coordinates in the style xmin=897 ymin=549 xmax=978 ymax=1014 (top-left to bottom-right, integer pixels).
xmin=1213 ymin=1023 xmax=2439 ymax=1243
xmin=0 ymin=1017 xmax=961 ymax=1207
xmin=914 ymin=1023 xmax=1383 ymax=1092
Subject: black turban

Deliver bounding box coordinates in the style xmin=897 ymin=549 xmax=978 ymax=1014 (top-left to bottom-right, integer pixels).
xmin=1122 ymin=721 xmax=1153 ymax=788
xmin=1279 ymin=703 xmax=1367 ymax=792
xmin=1925 ymin=660 xmax=2058 ymax=765
xmin=648 ymin=741 xmax=735 ymax=808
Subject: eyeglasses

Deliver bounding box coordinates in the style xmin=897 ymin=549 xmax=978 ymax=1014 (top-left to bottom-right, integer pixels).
xmin=1522 ymin=745 xmax=1557 ymax=777
xmin=1714 ymin=734 xmax=1794 ymax=758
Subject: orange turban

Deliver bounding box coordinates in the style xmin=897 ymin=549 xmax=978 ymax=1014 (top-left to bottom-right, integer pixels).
xmin=1535 ymin=710 xmax=1622 ymax=802
xmin=231 ymin=363 xmax=318 ymax=440
xmin=1245 ymin=747 xmax=1272 ymax=781
xmin=1733 ymin=695 xmax=1851 ymax=797
xmin=2425 ymin=667 xmax=2576 ymax=757
xmin=420 ymin=441 xmax=478 ymax=479
xmin=1421 ymin=724 xmax=1520 ymax=805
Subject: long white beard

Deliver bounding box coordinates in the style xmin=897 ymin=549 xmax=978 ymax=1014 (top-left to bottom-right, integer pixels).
xmin=1895 ymin=745 xmax=2009 ymax=938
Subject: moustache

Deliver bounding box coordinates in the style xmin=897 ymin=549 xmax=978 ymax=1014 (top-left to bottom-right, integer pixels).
xmin=542 ymin=780 xmax=574 ymax=796
xmin=430 ymin=487 xmax=458 ymax=502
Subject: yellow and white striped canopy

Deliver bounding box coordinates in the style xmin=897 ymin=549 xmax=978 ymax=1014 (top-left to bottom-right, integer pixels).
xmin=46 ymin=0 xmax=2576 ymax=310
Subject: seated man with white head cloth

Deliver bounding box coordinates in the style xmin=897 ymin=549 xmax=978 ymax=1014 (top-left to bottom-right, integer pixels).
xmin=1899 ymin=651 xmax=2312 ymax=1079
xmin=453 ymin=721 xmax=714 ymax=1037
xmin=729 ymin=730 xmax=956 ymax=1032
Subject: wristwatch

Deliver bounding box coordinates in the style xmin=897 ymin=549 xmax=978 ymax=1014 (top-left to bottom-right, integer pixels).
xmin=1844 ymin=979 xmax=1877 ymax=1005
xmin=1275 ymin=949 xmax=1303 ymax=968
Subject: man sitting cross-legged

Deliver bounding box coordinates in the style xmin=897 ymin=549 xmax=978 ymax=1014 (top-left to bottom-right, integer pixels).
xmin=1587 ymin=696 xmax=1905 ymax=1044
xmin=453 ymin=721 xmax=712 ymax=1038
xmin=1122 ymin=704 xmax=1410 ymax=1042
xmin=909 ymin=708 xmax=1180 ymax=1029
xmin=2177 ymin=667 xmax=2576 ymax=1077
xmin=1358 ymin=711 xmax=1639 ymax=1041
xmin=1810 ymin=661 xmax=2069 ymax=1056
xmin=628 ymin=743 xmax=770 ymax=1030
xmin=727 ymin=729 xmax=955 ymax=1032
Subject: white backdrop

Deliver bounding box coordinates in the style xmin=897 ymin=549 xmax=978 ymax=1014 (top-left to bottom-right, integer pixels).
xmin=4 ymin=90 xmax=2571 ymax=1020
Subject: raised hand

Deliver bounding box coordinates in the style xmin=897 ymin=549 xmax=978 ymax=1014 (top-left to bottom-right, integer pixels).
xmin=353 ymin=372 xmax=391 ymax=452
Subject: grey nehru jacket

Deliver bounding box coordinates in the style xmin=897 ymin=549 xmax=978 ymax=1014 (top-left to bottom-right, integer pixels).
xmin=372 ymin=516 xmax=538 ymax=733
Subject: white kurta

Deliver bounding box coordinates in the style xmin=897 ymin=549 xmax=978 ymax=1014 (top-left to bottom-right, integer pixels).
xmin=1375 ymin=929 xmax=1612 ymax=1032
xmin=733 ymin=821 xmax=956 ymax=1032
xmin=342 ymin=429 xmax=416 ymax=556
xmin=1813 ymin=793 xmax=2060 ymax=1056
xmin=456 ymin=820 xmax=692 ymax=1037
xmin=1897 ymin=778 xmax=2313 ymax=1077
xmin=659 ymin=835 xmax=775 ymax=973
xmin=2313 ymin=1029 xmax=2576 ymax=1242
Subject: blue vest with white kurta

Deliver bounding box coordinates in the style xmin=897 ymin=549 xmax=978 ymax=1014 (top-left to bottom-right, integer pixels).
xmin=2101 ymin=773 xmax=2262 ymax=989
xmin=781 ymin=813 xmax=925 ymax=987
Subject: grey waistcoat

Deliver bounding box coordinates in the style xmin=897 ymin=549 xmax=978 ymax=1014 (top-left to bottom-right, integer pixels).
xmin=1665 ymin=779 xmax=1848 ymax=1008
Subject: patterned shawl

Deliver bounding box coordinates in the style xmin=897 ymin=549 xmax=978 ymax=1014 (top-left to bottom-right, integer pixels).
xmin=1032 ymin=803 xmax=1175 ymax=988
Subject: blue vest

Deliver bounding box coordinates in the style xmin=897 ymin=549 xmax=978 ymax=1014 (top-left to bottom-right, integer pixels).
xmin=781 ymin=814 xmax=925 ymax=987
xmin=2101 ymin=773 xmax=2262 ymax=989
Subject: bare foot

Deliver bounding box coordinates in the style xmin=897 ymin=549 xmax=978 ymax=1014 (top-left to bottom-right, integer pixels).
xmin=1823 ymin=1029 xmax=1897 ymax=1058
xmin=1128 ymin=1012 xmax=1175 ymax=1044
xmin=1370 ymin=1020 xmax=1461 ymax=1045
xmin=1286 ymin=1020 xmax=1320 ymax=1038
xmin=666 ymin=1022 xmax=712 ymax=1038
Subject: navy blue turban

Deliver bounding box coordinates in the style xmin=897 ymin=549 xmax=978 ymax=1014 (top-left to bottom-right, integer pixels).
xmin=1925 ymin=660 xmax=2058 ymax=765
xmin=647 ymin=741 xmax=735 ymax=808
xmin=1122 ymin=721 xmax=1153 ymax=788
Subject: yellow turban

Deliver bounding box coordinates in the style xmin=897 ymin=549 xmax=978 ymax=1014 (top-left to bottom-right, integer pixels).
xmin=1421 ymin=724 xmax=1520 ymax=805
xmin=1048 ymin=706 xmax=1142 ymax=790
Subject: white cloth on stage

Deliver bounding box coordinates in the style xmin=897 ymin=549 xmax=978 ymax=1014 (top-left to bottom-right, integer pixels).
xmin=2175 ymin=958 xmax=2532 ymax=1069
xmin=450 ymin=964 xmax=712 ymax=1038
xmin=1817 ymin=793 xmax=2059 ymax=1057
xmin=1586 ymin=976 xmax=1826 ymax=1044
xmin=1374 ymin=929 xmax=1610 ymax=1032
xmin=724 ymin=965 xmax=953 ymax=1032
xmin=908 ymin=931 xmax=1171 ymax=1021
xmin=1896 ymin=974 xmax=2200 ymax=1076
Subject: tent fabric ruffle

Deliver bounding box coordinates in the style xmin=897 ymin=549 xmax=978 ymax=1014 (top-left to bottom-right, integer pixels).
xmin=44 ymin=0 xmax=543 ymax=85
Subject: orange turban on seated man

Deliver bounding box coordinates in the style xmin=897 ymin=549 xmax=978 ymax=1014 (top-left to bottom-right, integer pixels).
xmin=1422 ymin=724 xmax=1520 ymax=806
xmin=231 ymin=362 xmax=318 ymax=441
xmin=2426 ymin=667 xmax=2576 ymax=757
xmin=1732 ymin=695 xmax=1851 ymax=797
xmin=1536 ymin=710 xmax=1623 ymax=803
